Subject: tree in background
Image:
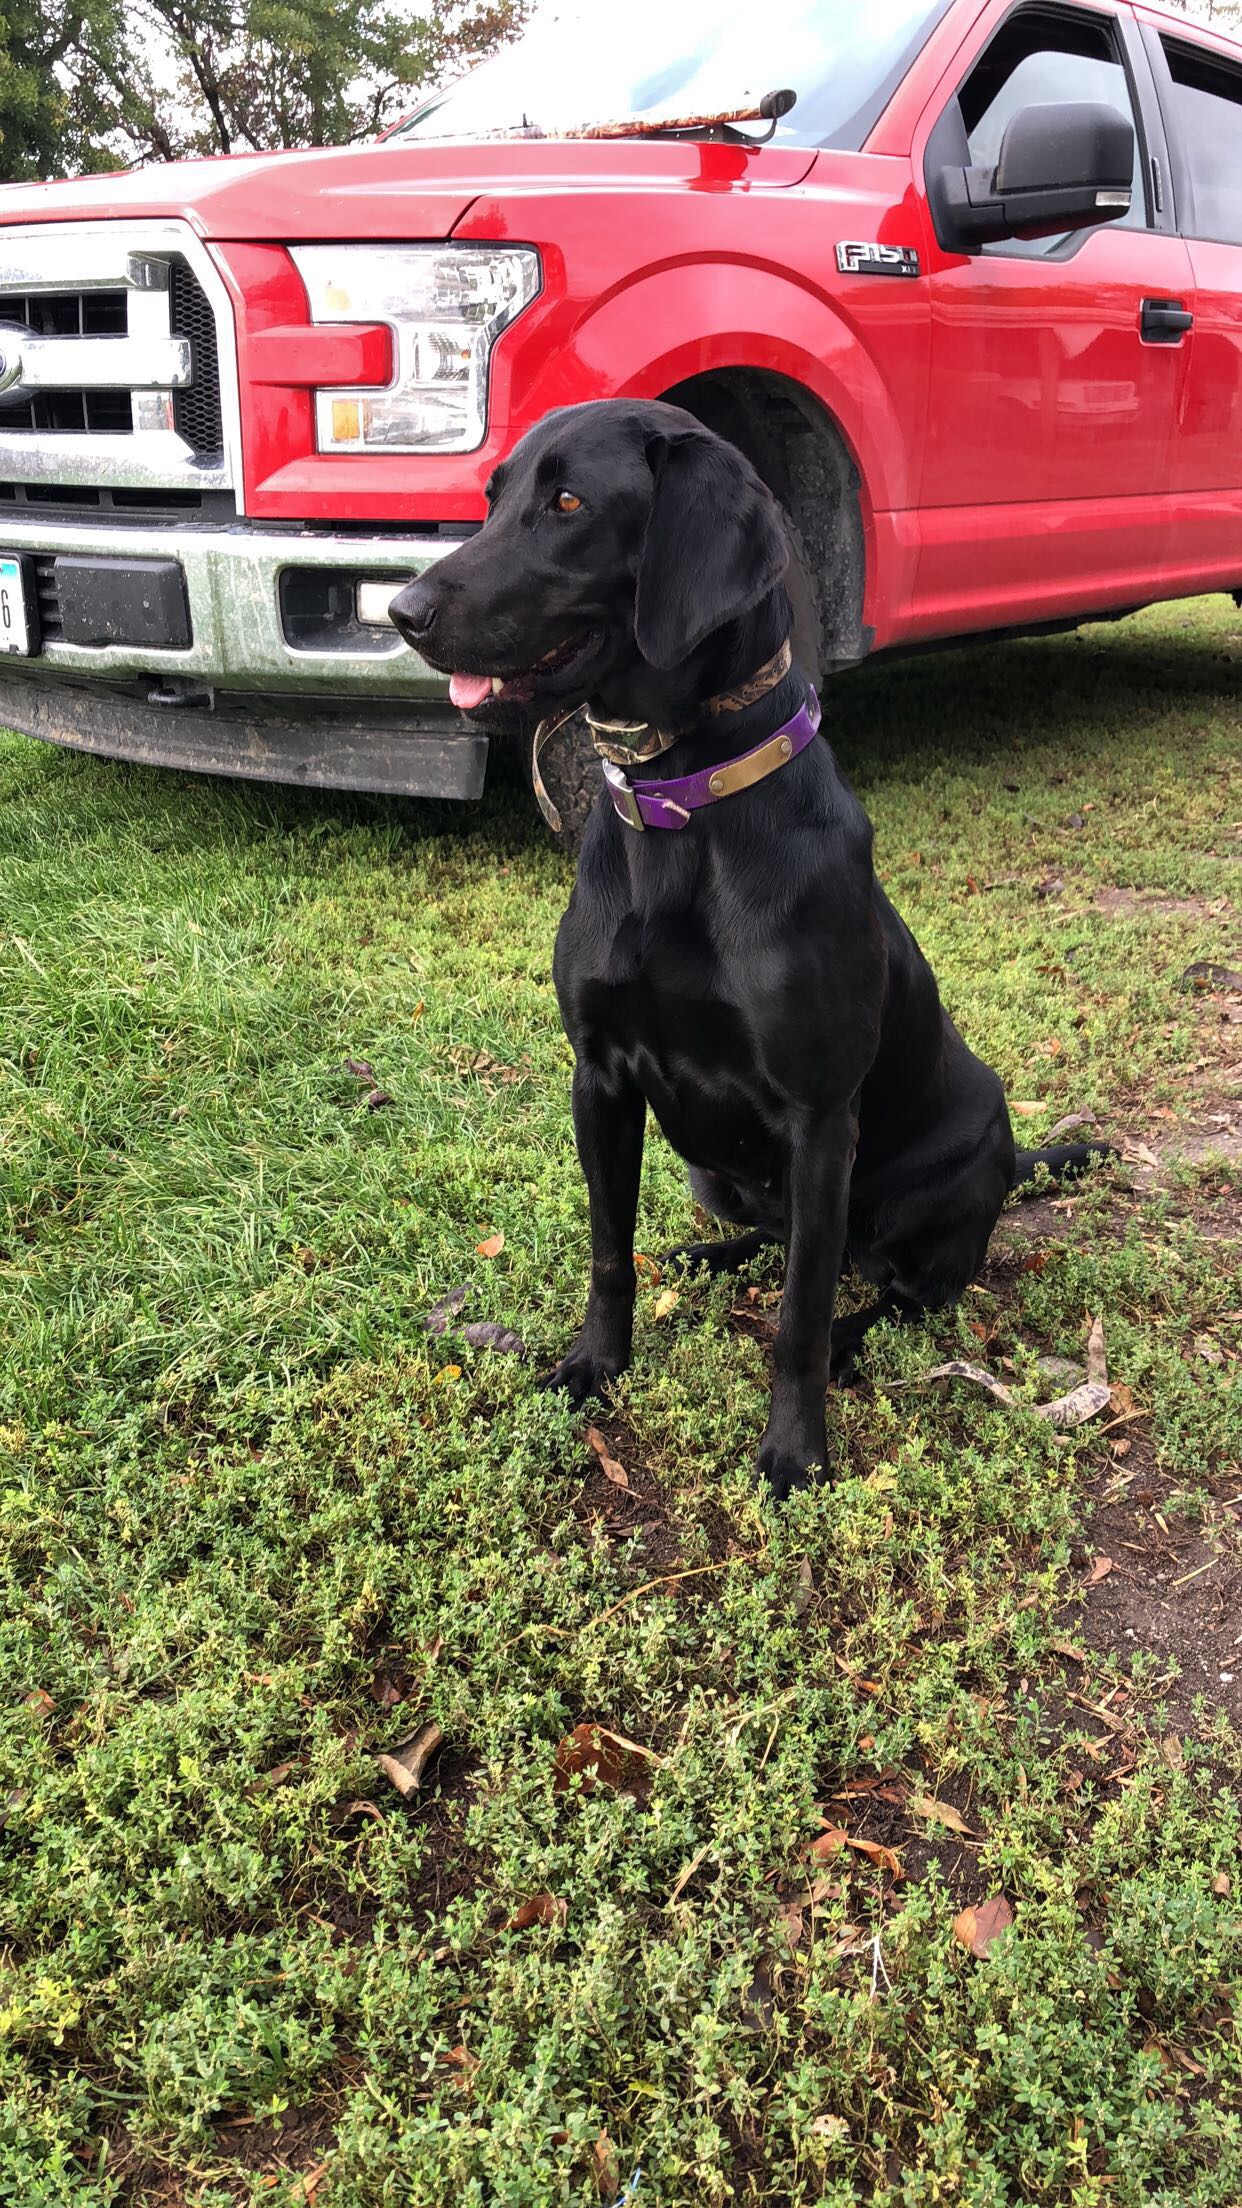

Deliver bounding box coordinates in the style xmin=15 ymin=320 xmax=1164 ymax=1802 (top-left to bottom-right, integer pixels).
xmin=0 ymin=0 xmax=523 ymax=177
xmin=0 ymin=0 xmax=130 ymax=178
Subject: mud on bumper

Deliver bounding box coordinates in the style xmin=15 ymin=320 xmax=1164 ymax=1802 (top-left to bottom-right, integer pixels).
xmin=0 ymin=514 xmax=486 ymax=799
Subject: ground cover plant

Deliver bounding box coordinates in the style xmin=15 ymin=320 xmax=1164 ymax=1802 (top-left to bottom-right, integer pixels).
xmin=1 ymin=597 xmax=1240 ymax=2206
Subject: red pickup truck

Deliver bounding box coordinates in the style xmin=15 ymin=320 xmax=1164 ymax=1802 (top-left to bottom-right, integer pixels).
xmin=0 ymin=0 xmax=1239 ymax=824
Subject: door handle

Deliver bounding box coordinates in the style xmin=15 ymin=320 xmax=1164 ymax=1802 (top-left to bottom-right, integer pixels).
xmin=1141 ymin=297 xmax=1193 ymax=343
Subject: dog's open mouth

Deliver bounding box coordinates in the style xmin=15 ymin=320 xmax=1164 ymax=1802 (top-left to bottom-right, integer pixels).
xmin=448 ymin=630 xmax=598 ymax=711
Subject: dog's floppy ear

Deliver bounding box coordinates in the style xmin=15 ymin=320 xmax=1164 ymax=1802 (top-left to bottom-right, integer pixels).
xmin=634 ymin=426 xmax=789 ymax=671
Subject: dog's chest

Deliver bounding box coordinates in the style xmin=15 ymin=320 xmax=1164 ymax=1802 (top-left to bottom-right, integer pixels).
xmin=566 ymin=905 xmax=786 ymax=1176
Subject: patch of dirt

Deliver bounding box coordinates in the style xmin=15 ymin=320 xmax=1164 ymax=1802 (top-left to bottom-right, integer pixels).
xmin=844 ymin=1779 xmax=992 ymax=1910
xmin=574 ymin=1413 xmax=685 ymax=1578
xmin=573 ymin=1413 xmax=738 ymax=1574
xmin=109 ymin=2080 xmax=349 ymax=2204
xmin=1094 ymin=886 xmax=1232 ymax=921
xmin=1062 ymin=1436 xmax=1242 ymax=1739
xmin=1154 ymin=1116 xmax=1242 ymax=1165
xmin=209 ymin=2093 xmax=344 ymax=2193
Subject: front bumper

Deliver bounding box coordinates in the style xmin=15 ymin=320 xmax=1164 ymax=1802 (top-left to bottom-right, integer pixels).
xmin=0 ymin=511 xmax=491 ymax=797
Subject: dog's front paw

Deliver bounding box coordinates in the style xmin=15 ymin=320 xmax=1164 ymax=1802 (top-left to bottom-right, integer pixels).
xmin=539 ymin=1338 xmax=626 ymax=1408
xmin=756 ymin=1420 xmax=834 ymax=1503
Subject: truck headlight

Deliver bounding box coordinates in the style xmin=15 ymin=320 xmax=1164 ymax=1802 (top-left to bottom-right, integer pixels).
xmin=291 ymin=244 xmax=541 ymax=455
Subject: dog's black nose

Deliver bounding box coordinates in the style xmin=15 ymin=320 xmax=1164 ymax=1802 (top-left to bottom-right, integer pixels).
xmin=390 ymin=580 xmax=437 ymax=641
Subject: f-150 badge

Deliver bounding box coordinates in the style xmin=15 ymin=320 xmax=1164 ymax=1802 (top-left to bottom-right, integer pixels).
xmin=836 ymin=242 xmax=921 ymax=278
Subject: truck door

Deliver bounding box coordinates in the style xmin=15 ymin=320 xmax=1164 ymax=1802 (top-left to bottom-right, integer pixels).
xmin=909 ymin=0 xmax=1193 ymax=642
xmin=1139 ymin=17 xmax=1242 ymax=596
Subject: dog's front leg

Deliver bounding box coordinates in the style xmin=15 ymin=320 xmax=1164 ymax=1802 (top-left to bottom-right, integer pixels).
xmin=543 ymin=1061 xmax=645 ymax=1405
xmin=758 ymin=1105 xmax=858 ymax=1500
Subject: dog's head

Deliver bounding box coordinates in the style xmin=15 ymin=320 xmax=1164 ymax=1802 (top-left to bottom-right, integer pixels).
xmin=389 ymin=398 xmax=789 ymax=726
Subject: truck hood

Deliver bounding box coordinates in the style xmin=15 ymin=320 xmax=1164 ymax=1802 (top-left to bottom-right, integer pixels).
xmin=0 ymin=137 xmax=816 ymax=243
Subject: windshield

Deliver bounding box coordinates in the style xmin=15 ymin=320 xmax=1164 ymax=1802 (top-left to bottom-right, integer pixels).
xmin=388 ymin=0 xmax=956 ymax=151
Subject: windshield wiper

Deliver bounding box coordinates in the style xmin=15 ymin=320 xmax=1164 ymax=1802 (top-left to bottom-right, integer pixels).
xmin=567 ymin=87 xmax=796 ymax=146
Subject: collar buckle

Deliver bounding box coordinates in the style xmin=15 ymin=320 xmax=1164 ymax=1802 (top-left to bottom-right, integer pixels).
xmin=602 ymin=757 xmax=646 ymax=832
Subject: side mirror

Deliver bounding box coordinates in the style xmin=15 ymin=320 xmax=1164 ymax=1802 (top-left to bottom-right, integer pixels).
xmin=934 ymin=100 xmax=1133 ymax=251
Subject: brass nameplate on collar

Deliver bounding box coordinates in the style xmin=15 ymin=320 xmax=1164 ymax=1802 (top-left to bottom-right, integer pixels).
xmin=703 ymin=730 xmax=796 ymax=801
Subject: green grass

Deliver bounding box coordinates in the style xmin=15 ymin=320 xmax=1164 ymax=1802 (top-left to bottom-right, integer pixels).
xmin=1 ymin=598 xmax=1240 ymax=2206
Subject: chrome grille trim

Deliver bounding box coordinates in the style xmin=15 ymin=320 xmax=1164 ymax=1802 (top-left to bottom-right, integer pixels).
xmin=0 ymin=325 xmax=192 ymax=391
xmin=0 ymin=222 xmax=243 ymax=508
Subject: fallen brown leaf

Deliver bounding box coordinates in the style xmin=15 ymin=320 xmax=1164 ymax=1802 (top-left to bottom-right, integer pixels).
xmin=476 ymin=1232 xmax=505 ymax=1259
xmin=814 ymin=1823 xmax=902 ymax=1874
xmin=23 ymin=1689 xmax=55 ymax=1717
xmin=1011 ymin=1100 xmax=1047 ymax=1118
xmin=653 ymin=1287 xmax=679 ymax=1320
xmin=778 ymin=1899 xmax=806 ymax=1949
xmin=842 ymin=1833 xmax=903 ymax=1877
xmin=1086 ymin=1555 xmax=1114 ymax=1585
xmin=292 ymin=2160 xmax=331 ymax=2203
xmin=1033 ymin=1380 xmax=1111 ymax=1429
xmin=375 ymin=1718 xmax=443 ymax=1798
xmin=508 ymin=1891 xmax=567 ymax=1930
xmin=329 ymin=1797 xmax=384 ymax=1826
xmin=1214 ymin=1871 xmax=1231 ymax=1896
xmin=594 ymin=2128 xmax=619 ymax=2200
xmin=461 ymin=1320 xmax=527 ymax=1356
xmin=245 ymin=1761 xmax=295 ymax=1797
xmin=1121 ymin=1136 xmax=1160 ymax=1169
xmin=909 ymin=1793 xmax=975 ymax=1837
xmin=896 ymin=1360 xmax=1015 ymax=1406
xmin=553 ymin=1722 xmax=660 ymax=1799
xmin=953 ymin=1894 xmax=1014 ymax=1957
xmin=586 ymin=1426 xmax=629 ymax=1488
xmin=424 ymin=1284 xmax=472 ymax=1335
xmin=342 ymin=1056 xmax=375 ymax=1081
xmin=793 ymin=1557 xmax=815 ymax=1618
xmin=1048 ymin=1111 xmax=1098 ymax=1140
xmin=1085 ymin=1315 xmax=1107 ymax=1388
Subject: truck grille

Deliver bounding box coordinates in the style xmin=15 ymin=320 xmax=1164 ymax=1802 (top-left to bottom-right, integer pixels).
xmin=170 ymin=260 xmax=223 ymax=459
xmin=0 ymin=223 xmax=237 ymax=500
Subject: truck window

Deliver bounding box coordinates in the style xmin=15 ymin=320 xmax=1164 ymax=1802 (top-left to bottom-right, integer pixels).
xmin=957 ymin=7 xmax=1146 ymax=255
xmin=1161 ymin=38 xmax=1242 ymax=247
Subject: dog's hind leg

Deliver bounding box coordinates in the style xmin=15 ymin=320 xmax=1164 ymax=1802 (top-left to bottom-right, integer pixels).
xmin=664 ymin=1167 xmax=783 ymax=1277
xmin=829 ymin=1292 xmax=919 ymax=1384
xmin=665 ymin=1227 xmax=775 ymax=1278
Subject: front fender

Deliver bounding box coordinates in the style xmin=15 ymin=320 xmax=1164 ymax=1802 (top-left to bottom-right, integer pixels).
xmin=510 ymin=259 xmax=915 ymax=517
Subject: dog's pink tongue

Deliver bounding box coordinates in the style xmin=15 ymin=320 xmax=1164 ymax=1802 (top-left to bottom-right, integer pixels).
xmin=449 ymin=671 xmax=493 ymax=710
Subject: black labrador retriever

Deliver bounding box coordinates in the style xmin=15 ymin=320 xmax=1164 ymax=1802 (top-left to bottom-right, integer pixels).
xmin=392 ymin=398 xmax=1106 ymax=1498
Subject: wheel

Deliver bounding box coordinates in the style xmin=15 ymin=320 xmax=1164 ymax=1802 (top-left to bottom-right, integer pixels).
xmin=532 ymin=505 xmax=825 ymax=857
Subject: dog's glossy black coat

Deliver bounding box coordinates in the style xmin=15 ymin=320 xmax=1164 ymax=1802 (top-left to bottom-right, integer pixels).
xmin=392 ymin=399 xmax=1103 ymax=1497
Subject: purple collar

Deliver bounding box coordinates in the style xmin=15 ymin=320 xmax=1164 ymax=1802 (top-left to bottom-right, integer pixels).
xmin=603 ymin=690 xmax=821 ymax=832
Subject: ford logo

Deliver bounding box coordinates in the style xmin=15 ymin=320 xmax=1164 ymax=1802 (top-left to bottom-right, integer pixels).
xmin=0 ymin=342 xmax=23 ymax=396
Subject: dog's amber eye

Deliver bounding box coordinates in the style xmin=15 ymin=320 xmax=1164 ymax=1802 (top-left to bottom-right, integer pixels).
xmin=554 ymin=490 xmax=582 ymax=514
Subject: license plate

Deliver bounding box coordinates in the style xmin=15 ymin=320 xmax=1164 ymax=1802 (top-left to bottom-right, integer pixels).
xmin=0 ymin=556 xmax=30 ymax=654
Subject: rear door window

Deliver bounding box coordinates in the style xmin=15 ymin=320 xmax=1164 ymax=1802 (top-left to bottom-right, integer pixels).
xmin=1160 ymin=37 xmax=1242 ymax=246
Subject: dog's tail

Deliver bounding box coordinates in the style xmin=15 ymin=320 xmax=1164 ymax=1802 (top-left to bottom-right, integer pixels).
xmin=1011 ymin=1139 xmax=1115 ymax=1194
